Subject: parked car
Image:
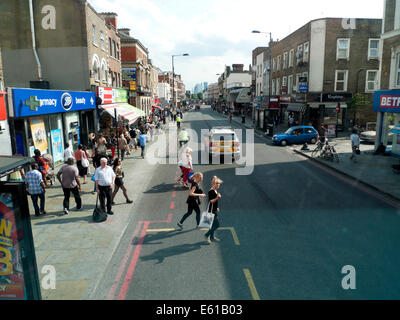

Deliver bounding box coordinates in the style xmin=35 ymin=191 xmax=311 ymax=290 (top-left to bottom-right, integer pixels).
xmin=272 ymin=126 xmax=318 ymax=146
xmin=205 ymin=127 xmax=241 ymax=162
xmin=360 ymin=122 xmax=394 ymax=144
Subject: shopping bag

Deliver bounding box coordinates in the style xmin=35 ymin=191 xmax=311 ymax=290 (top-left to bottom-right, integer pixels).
xmin=92 ymin=195 xmax=107 ymax=223
xmin=198 ymin=209 xmax=215 ymax=229
xmin=82 ymin=157 xmax=90 ymax=168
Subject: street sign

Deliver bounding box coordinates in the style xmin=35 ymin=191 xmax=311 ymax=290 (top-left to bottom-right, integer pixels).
xmin=299 ymin=85 xmax=308 ymax=92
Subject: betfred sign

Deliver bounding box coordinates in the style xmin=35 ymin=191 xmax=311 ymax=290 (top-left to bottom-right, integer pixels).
xmin=373 ymin=91 xmax=400 ymax=113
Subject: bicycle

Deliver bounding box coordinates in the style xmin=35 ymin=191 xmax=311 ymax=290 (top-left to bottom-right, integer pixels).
xmin=321 ymin=143 xmax=339 ymax=163
xmin=311 ymin=140 xmax=324 ymax=158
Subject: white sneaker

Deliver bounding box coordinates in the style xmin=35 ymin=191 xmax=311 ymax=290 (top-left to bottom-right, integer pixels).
xmin=64 ymin=208 xmax=70 ymax=215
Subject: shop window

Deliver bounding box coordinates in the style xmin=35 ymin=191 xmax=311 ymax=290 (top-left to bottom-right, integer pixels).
xmin=337 ymin=39 xmax=350 ymax=60
xmin=335 ymin=70 xmax=348 ymax=92
xmin=366 ymin=70 xmax=378 ymax=92
xmin=368 ymin=39 xmax=379 ymax=60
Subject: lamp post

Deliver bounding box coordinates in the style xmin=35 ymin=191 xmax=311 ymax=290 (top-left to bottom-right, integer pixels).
xmin=252 ymin=30 xmax=273 ymax=131
xmin=172 ymin=54 xmax=189 ymax=111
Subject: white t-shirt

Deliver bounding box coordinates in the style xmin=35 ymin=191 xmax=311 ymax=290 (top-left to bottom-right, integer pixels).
xmin=350 ymin=134 xmax=360 ymax=147
xmin=64 ymin=147 xmax=74 ymax=162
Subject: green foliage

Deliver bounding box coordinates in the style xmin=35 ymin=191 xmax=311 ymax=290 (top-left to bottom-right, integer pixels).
xmin=348 ymin=93 xmax=370 ymax=110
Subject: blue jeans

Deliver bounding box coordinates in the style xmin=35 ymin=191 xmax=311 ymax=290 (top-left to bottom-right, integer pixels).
xmin=31 ymin=193 xmax=45 ymax=215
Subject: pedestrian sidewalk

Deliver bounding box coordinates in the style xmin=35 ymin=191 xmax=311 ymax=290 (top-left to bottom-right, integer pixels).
xmin=28 ymin=122 xmax=170 ymax=300
xmin=292 ymin=138 xmax=400 ymax=201
xmin=216 ymin=109 xmax=400 ymax=201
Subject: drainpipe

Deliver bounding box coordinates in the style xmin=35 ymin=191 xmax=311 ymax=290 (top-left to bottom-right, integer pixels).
xmin=29 ymin=0 xmax=42 ymax=81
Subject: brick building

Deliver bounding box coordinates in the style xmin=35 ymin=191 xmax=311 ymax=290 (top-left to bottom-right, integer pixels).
xmin=270 ymin=18 xmax=382 ymax=132
xmin=119 ymin=28 xmax=152 ymax=115
xmin=158 ymin=72 xmax=185 ymax=107
xmin=0 ymin=47 xmax=3 ymax=91
xmin=99 ymin=12 xmax=122 ymax=88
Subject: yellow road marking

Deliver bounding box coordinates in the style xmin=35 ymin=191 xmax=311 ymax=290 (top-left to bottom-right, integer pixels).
xmin=243 ymin=269 xmax=260 ymax=300
xmin=199 ymin=227 xmax=240 ymax=246
xmin=147 ymin=228 xmax=177 ymax=233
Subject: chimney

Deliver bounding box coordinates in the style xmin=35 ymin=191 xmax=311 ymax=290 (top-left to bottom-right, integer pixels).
xmin=118 ymin=28 xmax=130 ymax=36
xmin=232 ymin=64 xmax=244 ymax=72
xmin=100 ymin=12 xmax=118 ymax=29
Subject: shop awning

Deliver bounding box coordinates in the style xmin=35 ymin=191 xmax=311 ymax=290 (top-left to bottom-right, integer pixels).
xmin=227 ymin=89 xmax=241 ymax=102
xmin=236 ymin=88 xmax=252 ymax=104
xmin=287 ymin=103 xmax=306 ymax=113
xmin=100 ymin=103 xmax=145 ymax=124
xmin=0 ymin=156 xmax=34 ymax=179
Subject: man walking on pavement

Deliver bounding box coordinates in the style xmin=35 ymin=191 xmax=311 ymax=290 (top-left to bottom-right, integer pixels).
xmin=139 ymin=131 xmax=147 ymax=159
xmin=25 ymin=163 xmax=47 ymax=216
xmin=176 ymin=114 xmax=181 ymax=129
xmin=57 ymin=157 xmax=82 ymax=215
xmin=95 ymin=158 xmax=116 ymax=215
xmin=350 ymin=129 xmax=361 ymax=163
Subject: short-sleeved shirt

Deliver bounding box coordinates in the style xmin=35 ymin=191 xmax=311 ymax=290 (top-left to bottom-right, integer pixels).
xmin=58 ymin=165 xmax=79 ymax=189
xmin=25 ymin=170 xmax=44 ymax=195
xmin=95 ymin=166 xmax=115 ymax=186
xmin=208 ymin=189 xmax=219 ymax=215
xmin=64 ymin=148 xmax=74 ymax=162
xmin=350 ymin=134 xmax=360 ymax=147
xmin=139 ymin=134 xmax=147 ymax=147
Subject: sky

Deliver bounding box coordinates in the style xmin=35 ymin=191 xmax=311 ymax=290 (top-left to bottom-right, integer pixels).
xmin=91 ymin=0 xmax=384 ymax=92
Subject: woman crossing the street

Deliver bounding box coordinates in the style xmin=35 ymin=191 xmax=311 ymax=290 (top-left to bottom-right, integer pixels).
xmin=177 ymin=172 xmax=206 ymax=230
xmin=204 ymin=176 xmax=223 ymax=244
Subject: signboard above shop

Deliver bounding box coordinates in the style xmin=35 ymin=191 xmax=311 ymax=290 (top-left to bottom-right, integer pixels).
xmin=97 ymin=87 xmax=128 ymax=104
xmin=11 ymin=88 xmax=95 ymax=118
xmin=373 ymin=90 xmax=400 ymax=113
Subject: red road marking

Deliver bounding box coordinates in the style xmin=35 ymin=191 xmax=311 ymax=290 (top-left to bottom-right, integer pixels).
xmin=117 ymin=221 xmax=150 ymax=300
xmin=170 ymin=201 xmax=175 ymax=209
xmin=107 ymin=222 xmax=143 ymax=300
xmin=147 ymin=214 xmax=173 ymax=224
xmin=172 ymin=191 xmax=176 ymax=198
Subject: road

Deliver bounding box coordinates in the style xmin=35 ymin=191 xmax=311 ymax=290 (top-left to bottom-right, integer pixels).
xmin=93 ymin=105 xmax=400 ymax=300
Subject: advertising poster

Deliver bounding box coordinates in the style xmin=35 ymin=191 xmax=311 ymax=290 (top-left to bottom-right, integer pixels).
xmin=0 ymin=193 xmax=27 ymax=300
xmin=328 ymin=125 xmax=336 ymax=138
xmin=115 ymin=89 xmax=128 ymax=103
xmin=30 ymin=118 xmax=48 ymax=153
xmin=50 ymin=129 xmax=63 ymax=164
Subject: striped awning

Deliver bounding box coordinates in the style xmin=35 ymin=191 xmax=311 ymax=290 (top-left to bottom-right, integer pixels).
xmin=287 ymin=103 xmax=306 ymax=113
xmin=100 ymin=103 xmax=145 ymax=124
xmin=236 ymin=88 xmax=252 ymax=103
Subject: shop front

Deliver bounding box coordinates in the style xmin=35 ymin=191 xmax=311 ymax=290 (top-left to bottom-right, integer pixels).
xmin=8 ymin=88 xmax=96 ymax=165
xmin=373 ymin=90 xmax=400 ymax=157
xmin=97 ymin=87 xmax=145 ymax=136
xmin=0 ymin=91 xmax=12 ymax=156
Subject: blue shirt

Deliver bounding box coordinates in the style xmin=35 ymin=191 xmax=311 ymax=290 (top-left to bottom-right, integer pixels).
xmin=139 ymin=134 xmax=147 ymax=147
xmin=25 ymin=170 xmax=44 ymax=195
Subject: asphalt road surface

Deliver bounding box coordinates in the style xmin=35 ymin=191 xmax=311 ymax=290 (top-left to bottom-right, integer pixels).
xmin=94 ymin=105 xmax=400 ymax=300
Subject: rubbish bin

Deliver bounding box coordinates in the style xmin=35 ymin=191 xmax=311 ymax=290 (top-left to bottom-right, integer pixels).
xmin=267 ymin=124 xmax=274 ymax=137
xmin=242 ymin=115 xmax=246 ymax=124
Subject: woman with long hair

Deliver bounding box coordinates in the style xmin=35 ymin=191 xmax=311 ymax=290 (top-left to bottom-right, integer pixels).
xmin=111 ymin=158 xmax=133 ymax=204
xmin=204 ymin=176 xmax=223 ymax=244
xmin=181 ymin=147 xmax=193 ymax=188
xmin=177 ymin=172 xmax=206 ymax=230
xmin=75 ymin=144 xmax=89 ymax=184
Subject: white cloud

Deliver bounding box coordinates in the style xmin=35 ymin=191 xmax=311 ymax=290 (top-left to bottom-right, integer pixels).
xmin=90 ymin=0 xmax=384 ymax=91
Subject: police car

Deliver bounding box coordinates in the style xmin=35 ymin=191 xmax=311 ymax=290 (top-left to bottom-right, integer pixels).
xmin=205 ymin=127 xmax=241 ymax=162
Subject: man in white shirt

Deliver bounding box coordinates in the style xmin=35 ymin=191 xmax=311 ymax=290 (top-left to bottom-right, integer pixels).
xmin=95 ymin=158 xmax=116 ymax=215
xmin=63 ymin=143 xmax=74 ymax=163
xmin=350 ymin=129 xmax=361 ymax=163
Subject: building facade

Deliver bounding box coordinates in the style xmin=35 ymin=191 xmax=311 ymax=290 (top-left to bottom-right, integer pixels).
xmin=119 ymin=28 xmax=152 ymax=115
xmin=374 ymin=0 xmax=400 ymax=156
xmin=270 ymin=18 xmax=382 ymax=132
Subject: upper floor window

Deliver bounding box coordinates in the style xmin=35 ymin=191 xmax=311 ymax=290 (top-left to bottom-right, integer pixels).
xmin=283 ymin=52 xmax=288 ymax=69
xmin=335 ymin=70 xmax=348 ymax=92
xmin=272 ymin=57 xmax=276 ymax=72
xmin=109 ymin=37 xmax=112 ymax=56
xmin=368 ymin=39 xmax=379 ymax=60
xmin=113 ymin=40 xmax=117 ymax=59
xmin=366 ymin=70 xmax=378 ymax=92
xmin=288 ymin=75 xmax=293 ymax=94
xmin=289 ymin=49 xmax=294 ymax=68
xmin=296 ymin=45 xmax=303 ymax=64
xmin=303 ymin=42 xmax=309 ymax=62
xmin=277 ymin=55 xmax=281 ymax=71
xmin=92 ymin=25 xmax=97 ymax=46
xmin=337 ymin=39 xmax=350 ymax=60
xmin=276 ymin=77 xmax=280 ymax=95
xmin=116 ymin=44 xmax=120 ymax=60
xmin=396 ymin=53 xmax=400 ymax=87
xmin=100 ymin=31 xmax=105 ymax=51
xmin=271 ymin=79 xmax=275 ymax=95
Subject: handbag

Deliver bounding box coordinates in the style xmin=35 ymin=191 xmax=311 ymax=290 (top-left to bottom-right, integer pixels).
xmin=92 ymin=195 xmax=107 ymax=223
xmin=198 ymin=202 xmax=215 ymax=229
xmin=82 ymin=157 xmax=90 ymax=168
xmin=356 ymin=147 xmax=361 ymax=155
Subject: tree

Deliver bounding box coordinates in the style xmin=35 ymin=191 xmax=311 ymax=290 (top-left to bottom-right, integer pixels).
xmin=347 ymin=93 xmax=370 ymax=125
xmin=197 ymin=92 xmax=203 ymax=100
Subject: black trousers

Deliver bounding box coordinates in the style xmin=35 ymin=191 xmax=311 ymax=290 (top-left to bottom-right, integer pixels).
xmin=99 ymin=185 xmax=113 ymax=213
xmin=205 ymin=214 xmax=220 ymax=239
xmin=31 ymin=193 xmax=45 ymax=215
xmin=180 ymin=203 xmax=201 ymax=226
xmin=63 ymin=186 xmax=82 ymax=210
xmin=140 ymin=146 xmax=146 ymax=157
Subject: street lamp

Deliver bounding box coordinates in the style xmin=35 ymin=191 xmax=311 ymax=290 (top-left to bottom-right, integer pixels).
xmin=172 ymin=53 xmax=189 ymax=110
xmin=252 ymin=30 xmax=273 ymax=130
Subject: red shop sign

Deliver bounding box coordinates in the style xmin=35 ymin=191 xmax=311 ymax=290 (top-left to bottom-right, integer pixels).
xmin=0 ymin=92 xmax=7 ymax=121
